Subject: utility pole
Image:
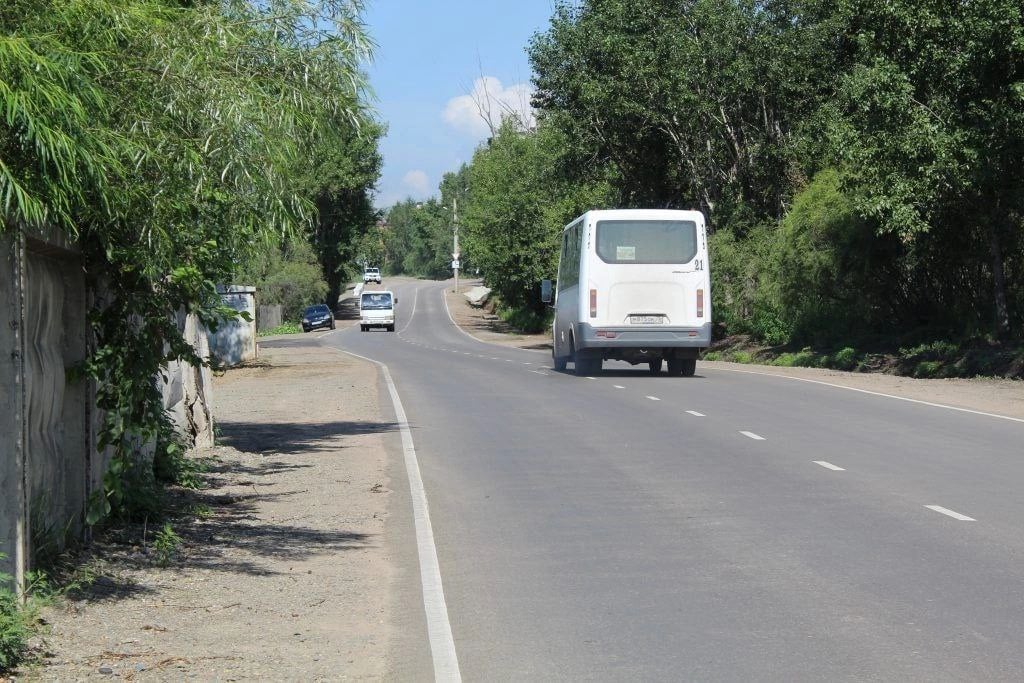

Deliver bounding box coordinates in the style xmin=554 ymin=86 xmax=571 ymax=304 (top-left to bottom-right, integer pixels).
xmin=453 ymin=197 xmax=460 ymax=294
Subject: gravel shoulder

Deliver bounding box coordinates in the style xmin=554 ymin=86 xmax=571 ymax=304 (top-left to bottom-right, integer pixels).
xmin=25 ymin=338 xmax=401 ymax=680
xmin=442 ymin=278 xmax=1024 ymax=420
xmin=442 ymin=279 xmax=550 ymax=352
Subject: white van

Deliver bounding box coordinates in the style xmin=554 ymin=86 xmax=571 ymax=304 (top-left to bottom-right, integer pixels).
xmin=359 ymin=290 xmax=397 ymax=332
xmin=541 ymin=209 xmax=711 ymax=376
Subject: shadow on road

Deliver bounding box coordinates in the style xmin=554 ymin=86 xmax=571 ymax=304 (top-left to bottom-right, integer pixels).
xmin=551 ymin=367 xmax=708 ymax=379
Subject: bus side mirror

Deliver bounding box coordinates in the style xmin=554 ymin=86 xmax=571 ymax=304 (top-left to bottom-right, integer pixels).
xmin=540 ymin=279 xmax=553 ymax=304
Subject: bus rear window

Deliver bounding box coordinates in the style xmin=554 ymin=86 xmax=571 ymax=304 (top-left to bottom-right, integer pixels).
xmin=595 ymin=220 xmax=698 ymax=264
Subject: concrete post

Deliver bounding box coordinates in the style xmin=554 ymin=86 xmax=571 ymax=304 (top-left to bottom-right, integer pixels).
xmin=0 ymin=233 xmax=28 ymax=592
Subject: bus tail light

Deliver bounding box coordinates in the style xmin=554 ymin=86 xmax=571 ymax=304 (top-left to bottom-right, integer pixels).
xmin=696 ymin=289 xmax=704 ymax=318
xmin=590 ymin=288 xmax=597 ymax=318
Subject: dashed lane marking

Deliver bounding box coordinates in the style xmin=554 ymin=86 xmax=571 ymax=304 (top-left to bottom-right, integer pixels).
xmin=814 ymin=461 xmax=845 ymax=471
xmin=741 ymin=431 xmax=766 ymax=441
xmin=646 ymin=396 xmax=661 ymax=401
xmin=614 ymin=385 xmax=625 ymax=389
xmin=686 ymin=410 xmax=705 ymax=417
xmin=925 ymin=505 xmax=975 ymax=521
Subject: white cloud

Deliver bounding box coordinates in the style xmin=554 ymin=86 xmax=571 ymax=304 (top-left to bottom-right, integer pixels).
xmin=402 ymin=169 xmax=430 ymax=196
xmin=442 ymin=76 xmax=536 ymax=139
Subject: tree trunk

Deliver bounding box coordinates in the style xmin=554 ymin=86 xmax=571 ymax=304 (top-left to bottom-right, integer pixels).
xmin=988 ymin=224 xmax=1011 ymax=338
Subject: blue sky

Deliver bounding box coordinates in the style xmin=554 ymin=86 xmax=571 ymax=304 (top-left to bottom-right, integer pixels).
xmin=363 ymin=1 xmax=558 ymax=208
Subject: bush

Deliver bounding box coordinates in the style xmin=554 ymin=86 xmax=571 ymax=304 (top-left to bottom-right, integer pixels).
xmin=257 ymin=322 xmax=303 ymax=337
xmin=772 ymin=349 xmax=819 ymax=368
xmin=154 ymin=441 xmax=209 ymax=490
xmin=239 ymin=236 xmax=329 ymax=322
xmin=0 ymin=557 xmax=28 ymax=672
xmin=769 ymin=169 xmax=892 ymax=345
xmin=830 ymin=346 xmax=859 ymax=371
xmin=497 ymin=304 xmax=552 ymax=334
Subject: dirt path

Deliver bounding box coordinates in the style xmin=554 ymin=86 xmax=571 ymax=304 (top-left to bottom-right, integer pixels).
xmin=26 ymin=341 xmax=398 ymax=680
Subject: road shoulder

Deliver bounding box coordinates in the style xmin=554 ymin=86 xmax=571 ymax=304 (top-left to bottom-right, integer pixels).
xmin=701 ymin=361 xmax=1024 ymax=420
xmin=442 ymin=279 xmax=551 ymax=352
xmin=30 ymin=340 xmax=399 ymax=679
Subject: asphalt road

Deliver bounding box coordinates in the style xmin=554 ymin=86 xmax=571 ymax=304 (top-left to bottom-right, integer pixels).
xmin=326 ymin=278 xmax=1024 ymax=681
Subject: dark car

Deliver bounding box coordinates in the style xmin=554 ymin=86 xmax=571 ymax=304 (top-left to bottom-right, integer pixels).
xmin=301 ymin=304 xmax=335 ymax=332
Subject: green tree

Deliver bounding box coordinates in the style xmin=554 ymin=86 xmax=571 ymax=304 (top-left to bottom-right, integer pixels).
xmin=529 ymin=0 xmax=845 ymax=229
xmin=827 ymin=0 xmax=1024 ymax=337
xmin=303 ymin=119 xmax=383 ymax=306
xmin=384 ymin=199 xmax=453 ymax=279
xmin=237 ymin=236 xmax=329 ymax=321
xmin=0 ymin=0 xmax=374 ymax=521
xmin=460 ymin=120 xmax=613 ymax=325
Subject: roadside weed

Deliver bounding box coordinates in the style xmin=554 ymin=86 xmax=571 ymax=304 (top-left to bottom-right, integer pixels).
xmin=153 ymin=524 xmax=182 ymax=567
xmin=0 ymin=555 xmax=28 ymax=672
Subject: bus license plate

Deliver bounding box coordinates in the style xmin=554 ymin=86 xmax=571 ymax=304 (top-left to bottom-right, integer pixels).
xmin=630 ymin=315 xmax=663 ymax=324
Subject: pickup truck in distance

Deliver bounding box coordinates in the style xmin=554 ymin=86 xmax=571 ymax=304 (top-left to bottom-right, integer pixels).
xmin=363 ymin=267 xmax=381 ymax=284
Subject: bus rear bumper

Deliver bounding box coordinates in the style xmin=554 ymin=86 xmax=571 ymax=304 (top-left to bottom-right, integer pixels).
xmin=576 ymin=322 xmax=712 ymax=350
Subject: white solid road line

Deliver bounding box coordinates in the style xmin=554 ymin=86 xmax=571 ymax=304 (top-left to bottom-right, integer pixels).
xmin=397 ymin=285 xmax=421 ymax=334
xmin=741 ymin=431 xmax=766 ymax=441
xmin=331 ymin=347 xmax=462 ymax=681
xmin=926 ymin=505 xmax=976 ymax=521
xmin=814 ymin=461 xmax=845 ymax=471
xmin=686 ymin=410 xmax=705 ymax=417
xmin=646 ymin=396 xmax=661 ymax=401
xmin=706 ymin=365 xmax=1024 ymax=425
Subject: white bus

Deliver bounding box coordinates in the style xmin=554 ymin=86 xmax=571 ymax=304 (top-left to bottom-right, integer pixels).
xmin=541 ymin=209 xmax=711 ymax=376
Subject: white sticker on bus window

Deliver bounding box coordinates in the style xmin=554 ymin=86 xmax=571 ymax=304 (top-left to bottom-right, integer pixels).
xmin=617 ymin=245 xmax=636 ymax=260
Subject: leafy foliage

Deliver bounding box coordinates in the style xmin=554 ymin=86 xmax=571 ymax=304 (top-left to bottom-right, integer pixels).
xmin=382 ymin=199 xmax=456 ymax=279
xmin=1 ymin=0 xmax=376 ymax=524
xmin=460 ymin=120 xmax=613 ymax=320
xmin=238 ymin=236 xmax=329 ymax=322
xmin=0 ymin=555 xmax=28 ymax=671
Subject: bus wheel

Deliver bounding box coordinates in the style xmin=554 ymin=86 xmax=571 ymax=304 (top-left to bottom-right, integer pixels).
xmin=648 ymin=358 xmax=663 ymax=374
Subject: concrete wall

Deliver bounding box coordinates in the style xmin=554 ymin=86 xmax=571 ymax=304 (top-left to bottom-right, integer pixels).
xmin=0 ymin=230 xmax=91 ymax=586
xmin=257 ymin=304 xmax=282 ymax=333
xmin=162 ymin=309 xmax=214 ymax=449
xmin=208 ymin=285 xmax=257 ymax=367
xmin=1 ymin=228 xmax=215 ymax=588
